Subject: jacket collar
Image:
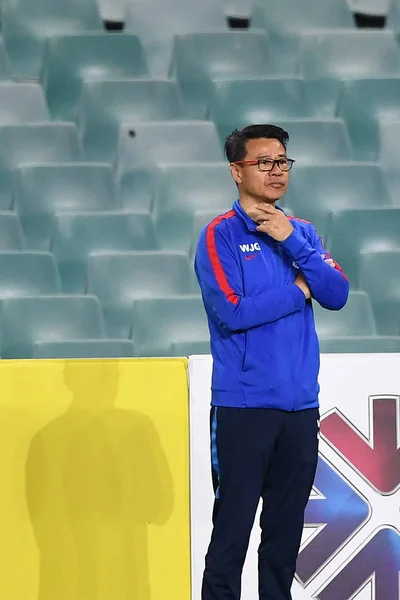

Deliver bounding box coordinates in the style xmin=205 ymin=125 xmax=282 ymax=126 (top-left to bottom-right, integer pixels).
xmin=233 ymin=199 xmax=287 ymax=233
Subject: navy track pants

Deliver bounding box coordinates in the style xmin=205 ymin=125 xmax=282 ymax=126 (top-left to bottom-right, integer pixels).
xmin=201 ymin=406 xmax=319 ymax=600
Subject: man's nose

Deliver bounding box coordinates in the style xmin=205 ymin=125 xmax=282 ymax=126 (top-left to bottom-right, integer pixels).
xmin=269 ymin=163 xmax=283 ymax=176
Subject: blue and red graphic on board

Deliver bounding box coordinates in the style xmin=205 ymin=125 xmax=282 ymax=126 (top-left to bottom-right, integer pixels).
xmin=296 ymin=396 xmax=400 ymax=599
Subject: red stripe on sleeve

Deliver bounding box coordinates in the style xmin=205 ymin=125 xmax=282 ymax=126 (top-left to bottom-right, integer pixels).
xmin=324 ymin=250 xmax=349 ymax=282
xmin=205 ymin=210 xmax=239 ymax=306
xmin=332 ymin=260 xmax=349 ymax=281
xmin=288 ymin=215 xmax=312 ymax=224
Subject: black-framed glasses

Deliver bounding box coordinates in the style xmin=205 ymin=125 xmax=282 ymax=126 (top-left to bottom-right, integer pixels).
xmin=232 ymin=158 xmax=295 ymax=172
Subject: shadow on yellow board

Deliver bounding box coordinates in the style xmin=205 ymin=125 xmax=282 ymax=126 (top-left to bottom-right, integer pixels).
xmin=0 ymin=358 xmax=190 ymax=600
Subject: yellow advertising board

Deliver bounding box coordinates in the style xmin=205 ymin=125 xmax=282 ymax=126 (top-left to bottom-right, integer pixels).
xmin=0 ymin=358 xmax=190 ymax=600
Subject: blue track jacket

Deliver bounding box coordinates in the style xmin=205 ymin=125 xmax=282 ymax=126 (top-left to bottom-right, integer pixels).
xmin=194 ymin=200 xmax=349 ymax=411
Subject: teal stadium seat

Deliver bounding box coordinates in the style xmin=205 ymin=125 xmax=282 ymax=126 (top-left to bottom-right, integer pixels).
xmin=314 ymin=291 xmax=376 ymax=337
xmin=315 ymin=289 xmax=400 ymax=352
xmin=211 ymin=78 xmax=312 ymax=141
xmin=359 ymin=250 xmax=400 ymax=335
xmin=2 ymin=0 xmax=103 ymax=79
xmin=300 ymin=30 xmax=400 ymax=80
xmin=15 ymin=163 xmax=117 ymax=250
xmin=339 ymin=79 xmax=400 ymax=162
xmin=131 ymin=296 xmax=209 ymax=356
xmin=154 ymin=163 xmax=236 ymax=252
xmin=191 ymin=210 xmax=228 ymax=257
xmin=170 ymin=340 xmax=211 ymax=356
xmin=251 ymin=0 xmax=354 ymax=80
xmin=378 ymin=120 xmax=400 ymax=204
xmin=117 ymin=122 xmax=224 ymax=170
xmin=125 ymin=0 xmax=226 ymax=76
xmin=80 ymin=80 xmax=185 ymax=162
xmin=0 ymin=295 xmax=105 ymax=359
xmin=285 ymin=163 xmax=389 ymax=239
xmin=274 ymin=119 xmax=352 ymax=165
xmin=0 ymin=83 xmax=49 ymax=123
xmin=42 ymin=33 xmax=149 ymax=121
xmin=0 ymin=251 xmax=61 ymax=298
xmin=327 ymin=208 xmax=400 ymax=287
xmin=117 ymin=166 xmax=159 ymax=213
xmin=0 ymin=38 xmax=12 ymax=80
xmin=252 ymin=0 xmax=354 ymax=35
xmin=318 ymin=336 xmax=400 ymax=353
xmin=0 ymin=213 xmax=26 ymax=249
xmin=173 ymin=31 xmax=275 ymax=119
xmin=87 ymin=251 xmax=194 ymax=337
xmin=385 ymin=0 xmax=400 ymax=34
xmin=33 ymin=339 xmax=136 ymax=358
xmin=0 ymin=124 xmax=82 ymax=209
xmin=52 ymin=211 xmax=158 ymax=293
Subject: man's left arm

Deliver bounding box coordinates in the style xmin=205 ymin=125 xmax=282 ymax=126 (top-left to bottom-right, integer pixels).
xmin=280 ymin=225 xmax=349 ymax=310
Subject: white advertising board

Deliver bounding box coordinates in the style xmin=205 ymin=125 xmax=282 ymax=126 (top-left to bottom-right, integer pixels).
xmin=189 ymin=354 xmax=400 ymax=600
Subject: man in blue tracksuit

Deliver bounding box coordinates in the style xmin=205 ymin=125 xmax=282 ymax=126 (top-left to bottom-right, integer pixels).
xmin=194 ymin=124 xmax=349 ymax=600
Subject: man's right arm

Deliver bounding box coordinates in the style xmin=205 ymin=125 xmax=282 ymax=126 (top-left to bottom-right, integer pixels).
xmin=194 ymin=225 xmax=308 ymax=333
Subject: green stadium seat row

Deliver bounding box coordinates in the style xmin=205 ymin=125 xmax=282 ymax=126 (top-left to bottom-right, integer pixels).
xmin=2 ymin=160 xmax=397 ymax=259
xmin=0 ymin=1 xmax=400 ymax=85
xmin=1 ymin=74 xmax=400 ymax=168
xmin=251 ymin=0 xmax=355 ymax=35
xmin=3 ymin=201 xmax=400 ymax=302
xmin=8 ymin=159 xmax=398 ymax=261
xmin=1 ymin=0 xmax=104 ymax=80
xmin=0 ymin=293 xmax=210 ymax=359
xmin=124 ymin=0 xmax=227 ymax=76
xmin=0 ymin=288 xmax=399 ymax=359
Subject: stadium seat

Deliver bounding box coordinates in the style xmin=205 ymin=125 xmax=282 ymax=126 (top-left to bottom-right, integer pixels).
xmin=339 ymin=79 xmax=400 ymax=162
xmin=0 ymin=295 xmax=105 ymax=359
xmin=0 ymin=213 xmax=26 ymax=249
xmin=42 ymin=33 xmax=149 ymax=122
xmin=125 ymin=0 xmax=227 ymax=76
xmin=313 ymin=291 xmax=376 ymax=337
xmin=117 ymin=166 xmax=159 ymax=213
xmin=87 ymin=251 xmax=194 ymax=337
xmin=300 ymin=30 xmax=400 ymax=80
xmin=303 ymin=79 xmax=342 ymax=120
xmin=211 ymin=79 xmax=313 ymax=141
xmin=15 ymin=163 xmax=116 ymax=250
xmin=0 ymin=124 xmax=82 ymax=209
xmin=0 ymin=83 xmax=49 ymax=124
xmin=2 ymin=0 xmax=103 ymax=79
xmin=327 ymin=208 xmax=400 ymax=287
xmin=0 ymin=38 xmax=12 ymax=81
xmin=117 ymin=122 xmax=224 ymax=170
xmin=378 ymin=0 xmax=398 ymax=23
xmin=285 ymin=163 xmax=389 ymax=239
xmin=0 ymin=251 xmax=61 ymax=299
xmin=378 ymin=120 xmax=400 ymax=204
xmin=272 ymin=119 xmax=352 ymax=166
xmin=251 ymin=0 xmax=354 ymax=35
xmin=359 ymin=250 xmax=400 ymax=335
xmin=96 ymin=0 xmax=126 ymax=22
xmin=318 ymin=336 xmax=400 ymax=353
xmin=52 ymin=211 xmax=158 ymax=293
xmin=80 ymin=80 xmax=185 ymax=162
xmin=191 ymin=209 xmax=228 ymax=257
xmin=154 ymin=162 xmax=236 ymax=251
xmin=33 ymin=339 xmax=136 ymax=358
xmin=173 ymin=31 xmax=274 ymax=119
xmin=170 ymin=339 xmax=211 ymax=356
xmin=131 ymin=296 xmax=209 ymax=356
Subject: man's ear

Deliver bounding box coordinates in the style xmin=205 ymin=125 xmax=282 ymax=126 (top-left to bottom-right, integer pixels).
xmin=230 ymin=163 xmax=242 ymax=185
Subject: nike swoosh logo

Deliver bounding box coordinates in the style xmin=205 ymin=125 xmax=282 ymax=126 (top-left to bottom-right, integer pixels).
xmin=245 ymin=254 xmax=258 ymax=260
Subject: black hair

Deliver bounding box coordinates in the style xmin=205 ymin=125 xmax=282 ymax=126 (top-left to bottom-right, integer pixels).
xmin=224 ymin=124 xmax=289 ymax=163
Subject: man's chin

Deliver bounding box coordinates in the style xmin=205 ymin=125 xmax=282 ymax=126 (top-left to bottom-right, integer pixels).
xmin=261 ymin=193 xmax=285 ymax=204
